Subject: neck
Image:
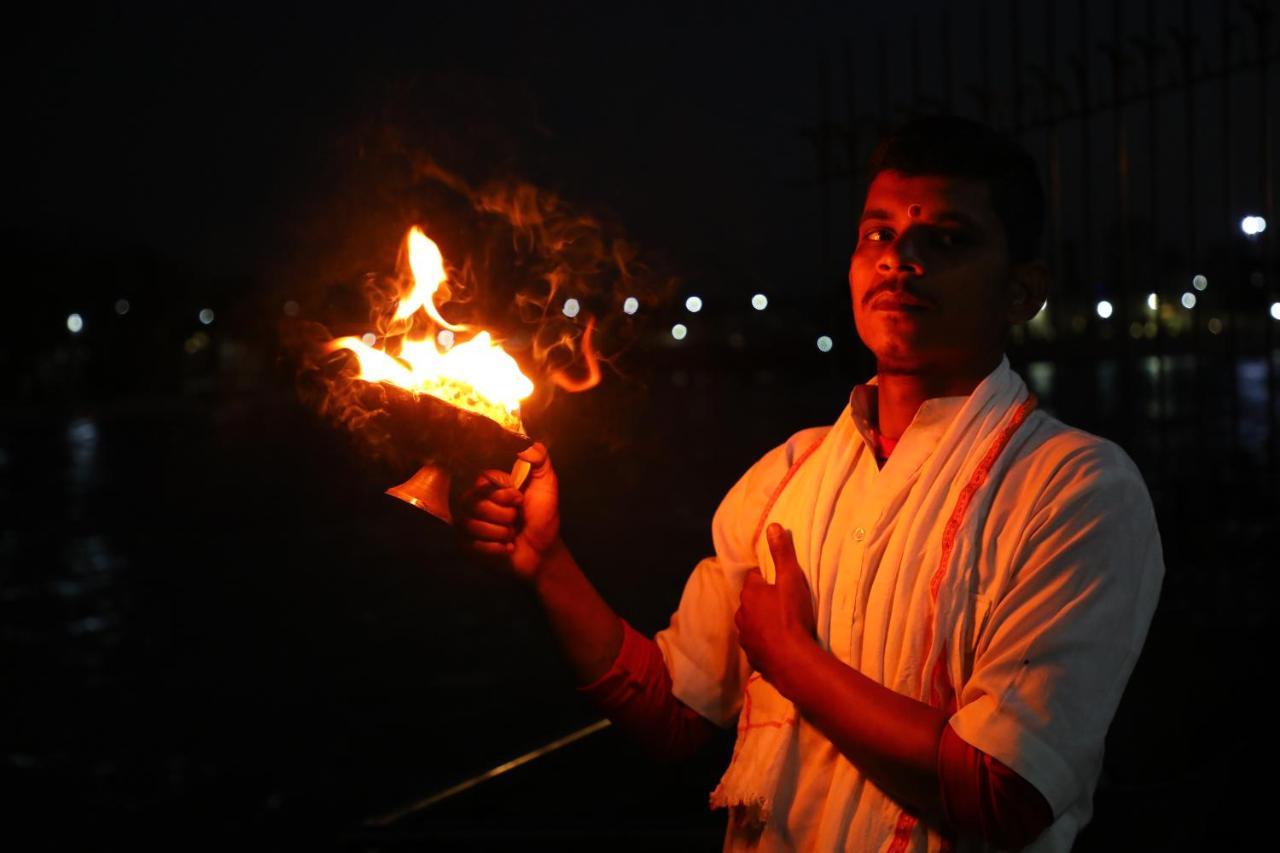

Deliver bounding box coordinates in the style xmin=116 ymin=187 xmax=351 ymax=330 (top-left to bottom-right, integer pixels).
xmin=872 ymin=353 xmax=1002 ymax=440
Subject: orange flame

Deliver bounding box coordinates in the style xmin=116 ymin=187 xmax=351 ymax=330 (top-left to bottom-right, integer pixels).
xmin=396 ymin=226 xmax=466 ymax=331
xmin=550 ymin=316 xmax=601 ymax=392
xmin=329 ymin=227 xmax=534 ymax=434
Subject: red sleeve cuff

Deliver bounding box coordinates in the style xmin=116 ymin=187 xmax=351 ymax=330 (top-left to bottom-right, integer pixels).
xmin=575 ymin=618 xmax=714 ymax=761
xmin=938 ymin=724 xmax=1055 ymax=849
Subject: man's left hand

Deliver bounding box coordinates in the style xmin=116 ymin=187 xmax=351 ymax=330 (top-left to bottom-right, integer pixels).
xmin=735 ymin=523 xmax=818 ymax=685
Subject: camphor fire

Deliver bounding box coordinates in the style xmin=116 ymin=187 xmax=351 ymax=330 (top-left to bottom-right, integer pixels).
xmin=328 ymin=226 xmax=535 ymax=434
xmin=326 ymin=225 xmax=538 ymax=520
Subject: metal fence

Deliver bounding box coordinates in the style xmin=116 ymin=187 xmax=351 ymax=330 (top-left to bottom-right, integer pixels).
xmin=809 ymin=0 xmax=1277 ymax=575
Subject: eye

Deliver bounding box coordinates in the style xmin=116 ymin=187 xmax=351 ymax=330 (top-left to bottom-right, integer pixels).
xmin=862 ymin=227 xmax=893 ymax=243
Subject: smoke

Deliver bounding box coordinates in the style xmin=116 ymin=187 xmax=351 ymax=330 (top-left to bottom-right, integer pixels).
xmin=285 ymin=149 xmax=677 ymax=472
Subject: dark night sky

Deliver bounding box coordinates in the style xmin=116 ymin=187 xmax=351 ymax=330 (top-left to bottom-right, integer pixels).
xmin=7 ymin=3 xmax=833 ymax=283
xmin=4 ymin=0 xmax=1270 ymax=339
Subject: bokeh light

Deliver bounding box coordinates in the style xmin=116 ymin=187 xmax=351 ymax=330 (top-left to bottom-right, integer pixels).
xmin=623 ymin=297 xmax=639 ymax=315
xmin=685 ymin=296 xmax=703 ymax=313
xmin=67 ymin=313 xmax=84 ymax=333
xmin=562 ymin=298 xmax=581 ymax=318
xmin=816 ymin=336 xmax=833 ymax=353
xmin=671 ymin=323 xmax=688 ymax=340
xmin=1096 ymin=300 xmax=1113 ymax=319
xmin=752 ymin=294 xmax=768 ymax=311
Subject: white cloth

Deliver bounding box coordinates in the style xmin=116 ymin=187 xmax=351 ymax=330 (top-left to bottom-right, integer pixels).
xmin=653 ymin=355 xmax=1165 ymax=852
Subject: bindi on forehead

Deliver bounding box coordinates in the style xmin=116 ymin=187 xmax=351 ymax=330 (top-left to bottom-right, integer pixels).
xmin=907 ymin=204 xmax=922 ymax=218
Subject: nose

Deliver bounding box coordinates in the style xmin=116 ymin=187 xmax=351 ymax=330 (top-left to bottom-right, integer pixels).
xmin=875 ymin=228 xmax=925 ymax=276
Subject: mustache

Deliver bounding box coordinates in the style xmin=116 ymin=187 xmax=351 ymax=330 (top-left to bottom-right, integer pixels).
xmin=864 ymin=278 xmax=935 ymax=308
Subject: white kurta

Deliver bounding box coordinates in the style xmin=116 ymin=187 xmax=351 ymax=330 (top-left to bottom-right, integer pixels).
xmin=654 ymin=356 xmax=1165 ymax=852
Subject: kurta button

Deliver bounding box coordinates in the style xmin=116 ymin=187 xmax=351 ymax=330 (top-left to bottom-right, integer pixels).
xmin=854 ymin=527 xmax=866 ymax=541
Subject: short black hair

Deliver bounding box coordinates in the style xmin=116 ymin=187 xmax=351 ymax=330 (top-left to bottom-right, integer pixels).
xmin=865 ymin=116 xmax=1046 ymax=264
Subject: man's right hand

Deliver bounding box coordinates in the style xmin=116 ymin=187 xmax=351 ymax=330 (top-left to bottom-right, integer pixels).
xmin=454 ymin=442 xmax=561 ymax=585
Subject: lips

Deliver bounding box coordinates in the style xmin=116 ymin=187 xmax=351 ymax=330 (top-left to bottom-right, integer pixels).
xmin=867 ymin=279 xmax=933 ymax=311
xmin=870 ymin=294 xmax=932 ymax=311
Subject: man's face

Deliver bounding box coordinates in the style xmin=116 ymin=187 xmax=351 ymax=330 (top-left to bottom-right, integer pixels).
xmin=849 ymin=170 xmax=1015 ymax=377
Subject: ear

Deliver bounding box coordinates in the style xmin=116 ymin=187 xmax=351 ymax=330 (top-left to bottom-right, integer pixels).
xmin=1006 ymin=259 xmax=1051 ymax=325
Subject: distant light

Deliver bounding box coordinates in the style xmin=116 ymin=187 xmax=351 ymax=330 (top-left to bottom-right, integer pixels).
xmin=1181 ymin=292 xmax=1196 ymax=309
xmin=198 ymin=308 xmax=215 ymax=325
xmin=623 ymin=296 xmax=639 ymax=315
xmin=1241 ymin=215 xmax=1267 ymax=236
xmin=1208 ymin=318 xmax=1223 ymax=335
xmin=562 ymin=298 xmax=580 ymax=318
xmin=184 ymin=331 xmax=211 ymax=355
xmin=751 ymin=293 xmax=768 ymax=311
xmin=1192 ymin=274 xmax=1208 ymax=291
xmin=685 ymin=296 xmax=703 ymax=313
xmin=114 ymin=299 xmax=130 ymax=316
xmin=816 ymin=335 xmax=833 ymax=352
xmin=1147 ymin=293 xmax=1158 ymax=311
xmin=283 ymin=300 xmax=300 ymax=317
xmin=671 ymin=323 xmax=688 ymax=341
xmin=1096 ymin=300 xmax=1113 ymax=319
xmin=67 ymin=313 xmax=84 ymax=334
xmin=361 ymin=332 xmax=377 ymax=347
xmin=436 ymin=329 xmax=455 ymax=349
xmin=1270 ymin=302 xmax=1280 ymax=321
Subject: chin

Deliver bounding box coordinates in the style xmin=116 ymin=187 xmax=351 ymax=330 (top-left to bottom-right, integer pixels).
xmin=868 ymin=337 xmax=948 ymax=374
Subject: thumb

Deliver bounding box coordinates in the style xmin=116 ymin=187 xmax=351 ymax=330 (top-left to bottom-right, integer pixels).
xmin=518 ymin=442 xmax=552 ymax=479
xmin=766 ymin=523 xmax=799 ymax=578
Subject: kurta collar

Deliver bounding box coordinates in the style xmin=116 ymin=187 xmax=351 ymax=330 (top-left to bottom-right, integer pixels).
xmin=846 ymin=354 xmax=1012 ymax=463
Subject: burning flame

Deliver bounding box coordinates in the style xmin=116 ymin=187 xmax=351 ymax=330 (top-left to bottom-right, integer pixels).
xmin=396 ymin=227 xmax=465 ymax=331
xmin=328 ymin=227 xmax=534 ymax=434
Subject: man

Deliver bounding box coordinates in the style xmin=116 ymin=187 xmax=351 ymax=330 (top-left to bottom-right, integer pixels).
xmin=454 ymin=116 xmax=1164 ymax=851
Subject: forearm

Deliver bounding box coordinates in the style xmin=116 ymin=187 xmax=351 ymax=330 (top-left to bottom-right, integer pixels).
xmin=530 ymin=537 xmax=625 ymax=687
xmin=576 ymin=618 xmax=719 ymax=763
xmin=774 ymin=638 xmax=951 ymax=829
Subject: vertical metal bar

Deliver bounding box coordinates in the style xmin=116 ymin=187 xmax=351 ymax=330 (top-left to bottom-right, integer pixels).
xmin=878 ymin=30 xmax=889 ymax=121
xmin=942 ymin=8 xmax=955 ymax=114
xmin=1221 ymin=1 xmax=1241 ymax=467
xmin=1078 ymin=0 xmax=1094 ymax=332
xmin=1046 ymin=0 xmax=1065 ymax=346
xmin=840 ymin=36 xmax=873 ymax=383
xmin=981 ymin=0 xmax=993 ymax=124
xmin=819 ymin=50 xmax=832 ymax=286
xmin=1179 ymin=0 xmax=1206 ymax=472
xmin=910 ymin=15 xmax=923 ymax=110
xmin=1145 ymin=0 xmax=1169 ymax=470
xmin=1012 ymin=0 xmax=1024 ymax=132
xmin=1219 ymin=0 xmax=1243 ymax=606
xmin=1112 ymin=0 xmax=1135 ymax=449
xmin=842 ymin=38 xmax=863 ymax=220
xmin=1254 ymin=1 xmax=1277 ymax=483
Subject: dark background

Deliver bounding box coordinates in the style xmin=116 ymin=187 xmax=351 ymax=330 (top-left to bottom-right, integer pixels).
xmin=3 ymin=1 xmax=1277 ymax=850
